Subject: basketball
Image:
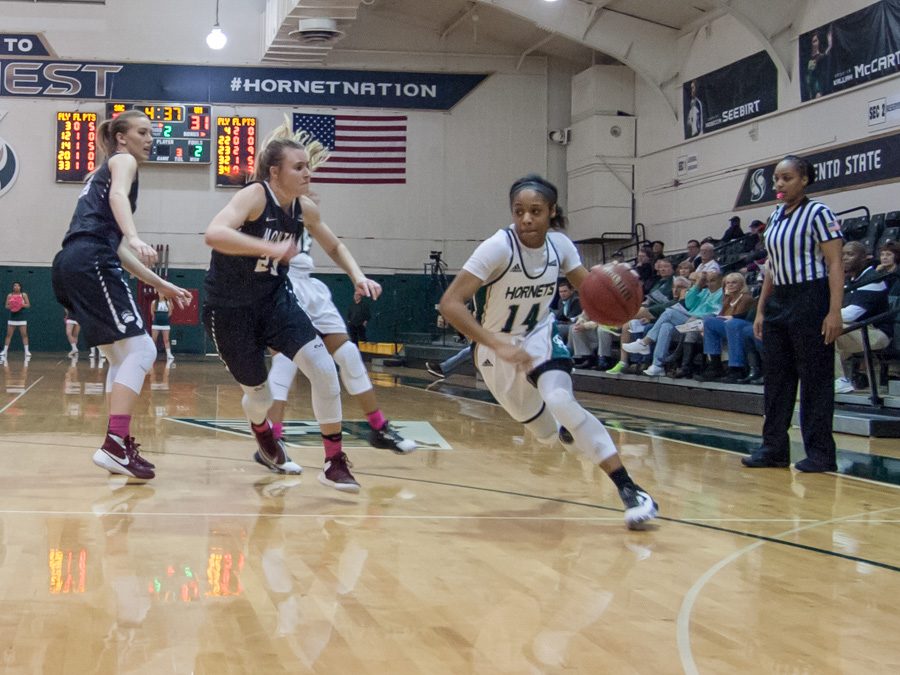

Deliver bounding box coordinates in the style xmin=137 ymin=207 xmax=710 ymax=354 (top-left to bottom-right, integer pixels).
xmin=7 ymin=295 xmax=23 ymax=313
xmin=578 ymin=263 xmax=643 ymax=326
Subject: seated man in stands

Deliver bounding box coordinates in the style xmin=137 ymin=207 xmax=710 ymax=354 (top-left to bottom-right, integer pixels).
xmin=552 ymin=279 xmax=580 ymax=344
xmin=720 ymin=216 xmax=744 ymax=242
xmin=569 ymin=312 xmax=615 ymax=371
xmin=695 ymin=242 xmax=721 ymax=275
xmin=684 ymin=239 xmax=702 ymax=269
xmin=620 ymin=270 xmax=724 ymax=377
xmin=834 ymin=241 xmax=892 ymax=393
xmin=695 ymin=273 xmax=757 ymax=381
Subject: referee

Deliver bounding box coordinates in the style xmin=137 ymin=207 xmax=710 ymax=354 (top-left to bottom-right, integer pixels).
xmin=742 ymin=155 xmax=844 ymax=473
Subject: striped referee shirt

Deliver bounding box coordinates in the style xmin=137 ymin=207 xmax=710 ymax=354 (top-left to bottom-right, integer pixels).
xmin=764 ymin=197 xmax=842 ymax=285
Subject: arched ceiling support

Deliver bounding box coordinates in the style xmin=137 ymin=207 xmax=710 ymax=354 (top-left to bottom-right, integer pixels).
xmin=476 ymin=0 xmax=679 ymax=119
xmin=710 ymin=0 xmax=794 ymax=82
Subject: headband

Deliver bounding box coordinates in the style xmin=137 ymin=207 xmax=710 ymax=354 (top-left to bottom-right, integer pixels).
xmin=510 ymin=180 xmax=557 ymax=204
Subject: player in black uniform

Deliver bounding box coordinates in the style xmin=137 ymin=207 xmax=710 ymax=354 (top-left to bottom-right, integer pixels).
xmin=203 ymin=120 xmax=372 ymax=492
xmin=51 ymin=110 xmax=192 ymax=480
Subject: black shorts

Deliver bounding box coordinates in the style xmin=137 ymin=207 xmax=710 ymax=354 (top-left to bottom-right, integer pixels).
xmin=51 ymin=238 xmax=147 ymax=348
xmin=203 ymin=283 xmax=318 ymax=386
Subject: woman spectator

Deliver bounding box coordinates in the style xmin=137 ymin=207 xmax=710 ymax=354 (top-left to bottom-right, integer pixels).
xmin=696 ymin=273 xmax=756 ymax=381
xmin=741 ymin=155 xmax=844 ymax=473
xmin=876 ymin=241 xmax=898 ymax=274
xmin=621 ymin=270 xmax=724 ymax=377
xmin=634 ymin=247 xmax=656 ymax=295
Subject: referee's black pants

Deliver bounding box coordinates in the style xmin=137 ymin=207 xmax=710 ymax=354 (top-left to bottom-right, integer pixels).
xmin=761 ymin=278 xmax=836 ymax=466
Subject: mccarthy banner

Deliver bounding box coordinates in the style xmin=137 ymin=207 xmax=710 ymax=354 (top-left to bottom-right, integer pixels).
xmin=734 ymin=131 xmax=900 ymax=209
xmin=682 ymin=51 xmax=777 ymax=139
xmin=800 ymin=0 xmax=900 ymax=101
xmin=0 ymin=59 xmax=487 ymax=111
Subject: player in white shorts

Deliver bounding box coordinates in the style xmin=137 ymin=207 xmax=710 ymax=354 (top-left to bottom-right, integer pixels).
xmin=439 ymin=174 xmax=658 ymax=530
xmin=266 ymin=143 xmax=415 ymax=455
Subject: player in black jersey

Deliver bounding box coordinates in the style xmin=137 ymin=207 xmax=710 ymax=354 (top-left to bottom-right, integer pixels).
xmin=51 ymin=110 xmax=192 ymax=480
xmin=203 ymin=120 xmax=374 ymax=492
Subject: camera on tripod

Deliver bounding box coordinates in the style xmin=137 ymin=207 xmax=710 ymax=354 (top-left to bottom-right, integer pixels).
xmin=429 ymin=250 xmax=443 ymax=263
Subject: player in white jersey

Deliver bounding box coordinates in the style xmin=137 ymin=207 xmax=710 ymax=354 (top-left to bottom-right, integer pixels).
xmin=266 ymin=144 xmax=415 ymax=455
xmin=439 ymin=174 xmax=657 ymax=529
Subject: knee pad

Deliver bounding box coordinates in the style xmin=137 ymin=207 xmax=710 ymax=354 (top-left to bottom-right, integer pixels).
xmin=108 ymin=334 xmax=157 ymax=395
xmin=542 ymin=387 xmax=588 ymax=433
xmin=293 ymin=338 xmax=342 ymax=424
xmin=268 ymin=352 xmax=298 ymax=402
xmin=332 ymin=341 xmax=372 ymax=396
xmin=524 ymin=405 xmax=559 ymax=445
xmin=241 ymin=381 xmax=273 ymax=424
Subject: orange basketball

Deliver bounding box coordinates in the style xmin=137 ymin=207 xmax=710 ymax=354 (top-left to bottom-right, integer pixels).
xmin=579 ymin=263 xmax=643 ymax=326
xmin=7 ymin=295 xmax=23 ymax=313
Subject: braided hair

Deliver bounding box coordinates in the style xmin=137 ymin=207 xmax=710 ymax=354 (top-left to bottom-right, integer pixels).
xmin=508 ymin=174 xmax=567 ymax=229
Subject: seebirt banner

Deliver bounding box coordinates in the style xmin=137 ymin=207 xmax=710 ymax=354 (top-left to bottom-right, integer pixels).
xmin=682 ymin=51 xmax=777 ymax=139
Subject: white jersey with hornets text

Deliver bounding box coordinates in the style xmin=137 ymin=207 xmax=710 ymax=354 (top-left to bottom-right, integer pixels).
xmin=286 ymin=229 xmax=347 ymax=334
xmin=463 ymin=225 xmax=581 ymax=337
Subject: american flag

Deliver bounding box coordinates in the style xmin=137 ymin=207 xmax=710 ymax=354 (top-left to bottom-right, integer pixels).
xmin=292 ymin=113 xmax=407 ymax=185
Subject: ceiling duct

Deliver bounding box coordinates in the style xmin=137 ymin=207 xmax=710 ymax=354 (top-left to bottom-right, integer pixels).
xmin=264 ymin=0 xmax=361 ymax=63
xmin=289 ymin=17 xmax=345 ymax=45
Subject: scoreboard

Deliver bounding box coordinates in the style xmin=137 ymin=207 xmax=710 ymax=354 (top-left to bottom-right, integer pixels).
xmin=216 ymin=116 xmax=257 ymax=187
xmin=55 ymin=111 xmax=98 ymax=183
xmin=106 ymin=103 xmax=212 ymax=164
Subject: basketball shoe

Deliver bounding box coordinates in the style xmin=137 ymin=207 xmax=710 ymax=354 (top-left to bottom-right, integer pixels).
xmin=318 ymin=452 xmax=360 ymax=493
xmin=618 ymin=485 xmax=658 ymax=530
xmin=253 ymin=427 xmax=302 ymax=475
xmin=425 ymin=361 xmax=445 ymax=379
xmin=92 ymin=434 xmax=155 ymax=480
xmin=558 ymin=426 xmax=575 ymax=446
xmin=369 ymin=422 xmax=416 ymax=454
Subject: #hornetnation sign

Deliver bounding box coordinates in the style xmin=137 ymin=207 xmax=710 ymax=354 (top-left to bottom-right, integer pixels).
xmin=0 ymin=60 xmax=488 ymax=111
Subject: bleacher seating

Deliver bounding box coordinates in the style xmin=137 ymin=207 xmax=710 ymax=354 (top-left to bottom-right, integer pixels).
xmin=841 ymin=216 xmax=869 ymax=242
xmin=877 ymin=227 xmax=900 ymax=249
xmin=861 ymin=212 xmax=886 ymax=253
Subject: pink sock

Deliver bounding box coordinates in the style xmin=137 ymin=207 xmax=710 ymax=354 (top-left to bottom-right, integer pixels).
xmin=108 ymin=414 xmax=131 ymax=439
xmin=366 ymin=409 xmax=386 ymax=431
xmin=322 ymin=433 xmax=343 ymax=459
xmin=271 ymin=422 xmax=284 ymax=440
xmin=250 ymin=420 xmax=270 ymax=436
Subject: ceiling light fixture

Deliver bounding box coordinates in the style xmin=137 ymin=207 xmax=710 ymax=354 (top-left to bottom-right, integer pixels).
xmin=206 ymin=0 xmax=227 ymax=50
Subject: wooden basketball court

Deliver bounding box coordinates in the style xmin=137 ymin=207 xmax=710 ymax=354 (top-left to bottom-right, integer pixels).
xmin=1 ymin=354 xmax=897 ymax=674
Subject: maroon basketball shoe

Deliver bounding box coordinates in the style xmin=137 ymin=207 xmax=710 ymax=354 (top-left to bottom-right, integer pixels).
xmin=318 ymin=452 xmax=360 ymax=493
xmin=92 ymin=434 xmax=155 ymax=480
xmin=253 ymin=426 xmax=302 ymax=475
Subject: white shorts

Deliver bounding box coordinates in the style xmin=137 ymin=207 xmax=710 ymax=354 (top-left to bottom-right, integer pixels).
xmin=65 ymin=319 xmax=79 ymax=326
xmin=8 ymin=321 xmax=26 ymax=327
xmin=290 ymin=275 xmax=347 ymax=335
xmin=474 ymin=315 xmax=572 ymax=423
xmin=151 ymin=325 xmax=171 ymax=331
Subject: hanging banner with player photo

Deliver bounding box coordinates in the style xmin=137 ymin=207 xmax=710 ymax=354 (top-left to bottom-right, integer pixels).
xmin=800 ymin=0 xmax=900 ymax=102
xmin=682 ymin=51 xmax=777 ymax=139
xmin=733 ymin=130 xmax=900 ymax=209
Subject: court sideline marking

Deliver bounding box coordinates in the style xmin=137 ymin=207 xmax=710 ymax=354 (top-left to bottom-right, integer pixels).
xmin=0 ymin=376 xmax=44 ymax=415
xmin=676 ymin=503 xmax=900 ymax=675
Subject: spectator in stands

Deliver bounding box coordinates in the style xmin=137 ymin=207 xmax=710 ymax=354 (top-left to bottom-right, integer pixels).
xmin=696 ymin=273 xmax=757 ymax=381
xmin=834 ymin=241 xmax=892 ymax=393
xmin=721 ymin=216 xmax=744 ymax=242
xmin=553 ymin=279 xmax=580 ymax=343
xmin=876 ymin=241 xmax=898 ymax=274
xmin=695 ymin=242 xmax=721 ymax=275
xmin=346 ymin=291 xmax=370 ymax=344
xmin=635 ymin=248 xmax=656 ymax=295
xmin=650 ymin=240 xmax=666 ymax=261
xmin=685 ymin=239 xmax=701 ymax=269
xmin=621 ymin=270 xmax=724 ymax=377
xmin=569 ymin=313 xmax=614 ymax=371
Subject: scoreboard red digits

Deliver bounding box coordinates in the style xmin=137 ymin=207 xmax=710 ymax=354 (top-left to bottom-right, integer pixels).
xmin=55 ymin=112 xmax=98 ymax=183
xmin=106 ymin=102 xmax=211 ymax=164
xmin=216 ymin=117 xmax=257 ymax=188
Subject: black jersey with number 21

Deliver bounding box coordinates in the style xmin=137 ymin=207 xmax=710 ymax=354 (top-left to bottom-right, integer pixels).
xmin=205 ymin=181 xmax=304 ymax=307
